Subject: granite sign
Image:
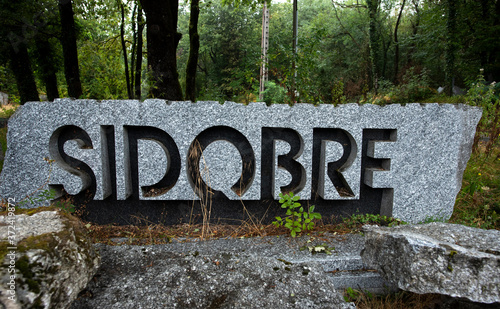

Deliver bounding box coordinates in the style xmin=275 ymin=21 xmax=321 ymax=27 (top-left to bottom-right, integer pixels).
xmin=0 ymin=100 xmax=481 ymax=224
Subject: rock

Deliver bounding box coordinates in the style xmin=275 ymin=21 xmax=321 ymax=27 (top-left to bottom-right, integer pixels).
xmin=70 ymin=240 xmax=355 ymax=309
xmin=453 ymin=85 xmax=466 ymax=96
xmin=0 ymin=92 xmax=7 ymax=105
xmin=0 ymin=208 xmax=100 ymax=309
xmin=0 ymin=100 xmax=482 ymax=224
xmin=361 ymin=223 xmax=500 ymax=304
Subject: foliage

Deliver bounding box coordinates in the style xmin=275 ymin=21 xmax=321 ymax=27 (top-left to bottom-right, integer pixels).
xmin=342 ymin=212 xmax=405 ymax=231
xmin=17 ymin=188 xmax=76 ymax=213
xmin=0 ymin=103 xmax=19 ymax=118
xmin=177 ymin=1 xmax=261 ymax=102
xmin=0 ymin=127 xmax=6 ymax=172
xmin=363 ymin=67 xmax=434 ymax=104
xmin=262 ymin=81 xmax=285 ymax=105
xmin=465 ymin=69 xmax=500 ymax=154
xmin=344 ymin=288 xmax=443 ymax=308
xmin=272 ymin=192 xmax=321 ymax=238
xmin=451 ymin=148 xmax=499 ymax=230
xmin=331 ymin=79 xmax=346 ymax=105
xmin=18 ymin=189 xmax=56 ymax=208
xmin=344 ymin=287 xmax=372 ymax=303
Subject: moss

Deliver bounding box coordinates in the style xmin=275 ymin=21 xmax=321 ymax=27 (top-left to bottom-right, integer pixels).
xmin=16 ymin=255 xmax=41 ymax=294
xmin=0 ymin=206 xmax=60 ymax=217
xmin=0 ymin=207 xmax=97 ymax=308
xmin=0 ymin=241 xmax=10 ymax=262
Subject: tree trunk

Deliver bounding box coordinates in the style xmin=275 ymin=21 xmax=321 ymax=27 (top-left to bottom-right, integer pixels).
xmin=9 ymin=42 xmax=39 ymax=104
xmin=394 ymin=0 xmax=406 ymax=83
xmin=491 ymin=0 xmax=500 ymax=81
xmin=130 ymin=3 xmax=137 ymax=98
xmin=58 ymin=0 xmax=83 ymax=98
xmin=135 ymin=4 xmax=144 ymax=99
xmin=367 ymin=0 xmax=381 ymax=92
xmin=407 ymin=0 xmax=421 ymax=66
xmin=140 ymin=0 xmax=183 ymax=100
xmin=445 ymin=0 xmax=457 ymax=96
xmin=35 ymin=36 xmax=60 ymax=101
xmin=120 ymin=3 xmax=132 ymax=99
xmin=185 ymin=0 xmax=200 ymax=102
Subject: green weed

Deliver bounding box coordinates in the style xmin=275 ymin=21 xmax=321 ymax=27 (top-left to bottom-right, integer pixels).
xmin=343 ymin=212 xmax=405 ymax=230
xmin=272 ymin=192 xmax=321 ymax=238
xmin=451 ymin=148 xmax=499 ymax=229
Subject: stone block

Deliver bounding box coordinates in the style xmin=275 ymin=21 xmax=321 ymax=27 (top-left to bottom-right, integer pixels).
xmin=0 ymin=208 xmax=100 ymax=308
xmin=361 ymin=223 xmax=500 ymax=304
xmin=0 ymin=92 xmax=7 ymax=106
xmin=70 ymin=236 xmax=363 ymax=309
xmin=0 ymin=100 xmax=481 ymax=224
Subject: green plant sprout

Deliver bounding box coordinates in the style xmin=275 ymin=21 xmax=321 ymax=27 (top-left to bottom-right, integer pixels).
xmin=18 ymin=188 xmax=75 ymax=214
xmin=272 ymin=192 xmax=321 ymax=237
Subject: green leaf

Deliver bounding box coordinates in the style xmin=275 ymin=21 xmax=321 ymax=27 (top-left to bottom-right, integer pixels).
xmin=292 ymin=195 xmax=300 ymax=201
xmin=279 ymin=199 xmax=285 ymax=204
xmin=299 ymin=207 xmax=304 ymax=213
xmin=309 ymin=205 xmax=315 ymax=212
xmin=291 ymin=230 xmax=296 ymax=238
xmin=286 ymin=209 xmax=292 ymax=215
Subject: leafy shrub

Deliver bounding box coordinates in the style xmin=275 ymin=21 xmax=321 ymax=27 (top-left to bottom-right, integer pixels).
xmin=363 ymin=67 xmax=434 ymax=104
xmin=465 ymin=69 xmax=500 ymax=154
xmin=331 ymin=79 xmax=346 ymax=105
xmin=262 ymin=81 xmax=286 ymax=105
xmin=272 ymin=192 xmax=321 ymax=237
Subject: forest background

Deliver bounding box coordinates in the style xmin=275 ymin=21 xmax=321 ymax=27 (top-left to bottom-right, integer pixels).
xmin=1 ymin=0 xmax=499 ymax=106
xmin=0 ymin=0 xmax=498 ymax=237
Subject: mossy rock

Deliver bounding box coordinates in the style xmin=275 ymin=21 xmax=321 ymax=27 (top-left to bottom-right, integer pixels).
xmin=0 ymin=208 xmax=100 ymax=308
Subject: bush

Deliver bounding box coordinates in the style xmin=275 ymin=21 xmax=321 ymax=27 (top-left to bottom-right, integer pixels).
xmin=363 ymin=67 xmax=434 ymax=104
xmin=465 ymin=69 xmax=500 ymax=154
xmin=262 ymin=81 xmax=286 ymax=105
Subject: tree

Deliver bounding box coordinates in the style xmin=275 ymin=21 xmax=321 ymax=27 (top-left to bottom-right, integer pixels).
xmin=134 ymin=2 xmax=145 ymax=99
xmin=8 ymin=42 xmax=39 ymax=103
xmin=140 ymin=0 xmax=183 ymax=100
xmin=185 ymin=0 xmax=200 ymax=102
xmin=34 ymin=35 xmax=60 ymax=101
xmin=0 ymin=0 xmax=40 ymax=103
xmin=119 ymin=2 xmax=132 ymax=98
xmin=393 ymin=0 xmax=406 ymax=83
xmin=59 ymin=0 xmax=82 ymax=99
xmin=367 ymin=0 xmax=382 ymax=91
xmin=445 ymin=0 xmax=457 ymax=96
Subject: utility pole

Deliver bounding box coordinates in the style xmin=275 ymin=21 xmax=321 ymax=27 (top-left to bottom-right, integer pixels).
xmin=259 ymin=1 xmax=270 ymax=101
xmin=291 ymin=0 xmax=298 ymax=103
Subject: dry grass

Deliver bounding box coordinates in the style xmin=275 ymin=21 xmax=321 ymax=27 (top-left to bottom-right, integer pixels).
xmin=345 ymin=289 xmax=444 ymax=309
xmin=83 ymin=218 xmax=354 ymax=245
xmin=0 ymin=103 xmax=19 ymax=118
